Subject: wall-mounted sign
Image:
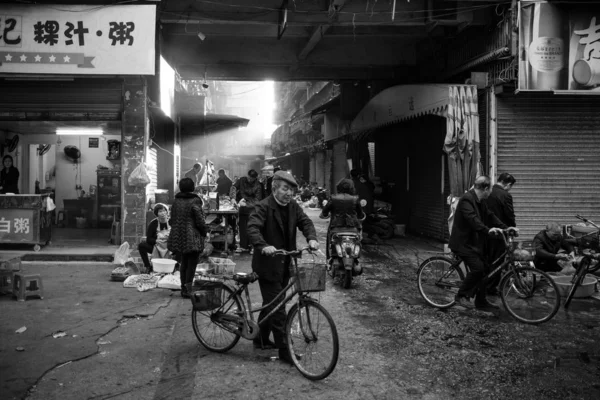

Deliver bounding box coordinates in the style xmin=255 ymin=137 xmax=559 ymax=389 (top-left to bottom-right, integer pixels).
xmin=89 ymin=137 xmax=99 ymax=148
xmin=519 ymin=1 xmax=600 ymax=92
xmin=0 ymin=4 xmax=156 ymax=75
xmin=0 ymin=210 xmax=34 ymax=243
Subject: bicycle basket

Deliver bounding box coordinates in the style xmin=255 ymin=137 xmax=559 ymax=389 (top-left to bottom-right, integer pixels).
xmin=293 ymin=258 xmax=327 ymax=292
xmin=188 ymin=281 xmax=223 ymax=311
xmin=579 ymin=231 xmax=600 ymax=251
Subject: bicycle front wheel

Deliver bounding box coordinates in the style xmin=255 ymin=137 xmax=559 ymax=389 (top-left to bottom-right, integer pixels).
xmin=286 ymin=300 xmax=339 ymax=380
xmin=500 ymin=267 xmax=560 ymax=324
xmin=417 ymin=256 xmax=464 ymax=309
xmin=192 ymin=284 xmax=242 ymax=352
xmin=565 ymin=257 xmax=591 ymax=309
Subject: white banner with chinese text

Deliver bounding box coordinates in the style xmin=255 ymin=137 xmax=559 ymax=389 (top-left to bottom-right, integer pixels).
xmin=0 ymin=4 xmax=156 ymax=75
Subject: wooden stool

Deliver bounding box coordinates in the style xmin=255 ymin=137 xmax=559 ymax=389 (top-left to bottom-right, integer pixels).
xmin=0 ymin=270 xmax=14 ymax=295
xmin=12 ymin=273 xmax=44 ymax=301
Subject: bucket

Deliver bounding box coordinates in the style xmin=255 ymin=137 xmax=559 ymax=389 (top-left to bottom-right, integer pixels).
xmin=76 ymin=217 xmax=87 ymax=229
xmin=394 ymin=224 xmax=406 ymax=237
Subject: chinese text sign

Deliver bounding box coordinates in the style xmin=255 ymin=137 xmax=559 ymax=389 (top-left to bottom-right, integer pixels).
xmin=0 ymin=4 xmax=156 ymax=75
xmin=0 ymin=209 xmax=34 ymax=243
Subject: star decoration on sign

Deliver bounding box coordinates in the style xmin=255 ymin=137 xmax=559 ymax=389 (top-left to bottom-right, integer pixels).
xmin=34 ymin=55 xmax=42 ymax=62
xmin=63 ymin=55 xmax=71 ymax=63
xmin=4 ymin=54 xmax=12 ymax=61
xmin=49 ymin=55 xmax=56 ymax=62
xmin=20 ymin=54 xmax=27 ymax=62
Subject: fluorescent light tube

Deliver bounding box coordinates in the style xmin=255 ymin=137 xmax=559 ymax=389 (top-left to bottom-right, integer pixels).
xmin=56 ymin=129 xmax=104 ymax=135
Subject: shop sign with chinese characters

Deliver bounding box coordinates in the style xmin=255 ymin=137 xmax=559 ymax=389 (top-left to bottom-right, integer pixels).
xmin=0 ymin=210 xmax=34 ymax=243
xmin=0 ymin=4 xmax=156 ymax=75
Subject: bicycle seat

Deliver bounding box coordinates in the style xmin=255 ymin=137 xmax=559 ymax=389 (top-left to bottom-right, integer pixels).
xmin=233 ymin=272 xmax=258 ymax=284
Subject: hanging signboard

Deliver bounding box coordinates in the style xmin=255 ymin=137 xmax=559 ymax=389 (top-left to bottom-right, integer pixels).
xmin=0 ymin=4 xmax=156 ymax=75
xmin=519 ymin=1 xmax=600 ymax=92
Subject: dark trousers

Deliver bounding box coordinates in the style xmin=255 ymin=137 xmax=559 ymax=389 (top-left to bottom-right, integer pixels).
xmin=138 ymin=241 xmax=154 ymax=271
xmin=535 ymin=259 xmax=562 ymax=272
xmin=486 ymin=239 xmax=505 ymax=291
xmin=238 ymin=213 xmax=251 ymax=249
xmin=258 ymin=275 xmax=289 ymax=349
xmin=180 ymin=252 xmax=200 ymax=290
xmin=455 ymin=249 xmax=489 ymax=301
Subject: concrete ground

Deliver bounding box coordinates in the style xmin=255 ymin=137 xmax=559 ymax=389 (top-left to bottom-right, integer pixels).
xmin=1 ymin=209 xmax=598 ymax=400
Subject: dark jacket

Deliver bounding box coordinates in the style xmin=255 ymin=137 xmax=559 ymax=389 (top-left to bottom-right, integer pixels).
xmin=216 ymin=175 xmax=233 ymax=197
xmin=449 ymin=190 xmax=507 ymax=255
xmin=485 ymin=184 xmax=516 ymax=227
xmin=232 ymin=176 xmax=263 ymax=215
xmin=0 ymin=167 xmax=20 ymax=194
xmin=532 ymin=230 xmax=575 ymax=267
xmin=320 ymin=193 xmax=365 ymax=230
xmin=167 ymin=192 xmax=207 ymax=254
xmin=145 ymin=218 xmax=172 ymax=247
xmin=247 ymin=195 xmax=317 ymax=282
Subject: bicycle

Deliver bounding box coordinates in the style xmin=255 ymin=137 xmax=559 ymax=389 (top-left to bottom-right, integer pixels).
xmin=188 ymin=247 xmax=339 ymax=380
xmin=564 ymin=215 xmax=600 ymax=273
xmin=417 ymin=229 xmax=561 ymax=324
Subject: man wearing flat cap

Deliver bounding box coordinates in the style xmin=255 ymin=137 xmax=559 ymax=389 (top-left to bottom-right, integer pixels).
xmin=247 ymin=170 xmax=319 ymax=363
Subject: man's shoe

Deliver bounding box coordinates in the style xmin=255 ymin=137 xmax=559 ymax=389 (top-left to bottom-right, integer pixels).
xmin=475 ymin=299 xmax=500 ymax=310
xmin=253 ymin=339 xmax=276 ymax=350
xmin=454 ymin=295 xmax=471 ymax=308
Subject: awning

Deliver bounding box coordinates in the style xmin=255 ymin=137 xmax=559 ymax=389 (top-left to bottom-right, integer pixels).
xmin=350 ymin=84 xmax=474 ymax=135
xmin=180 ymin=113 xmax=249 ymax=134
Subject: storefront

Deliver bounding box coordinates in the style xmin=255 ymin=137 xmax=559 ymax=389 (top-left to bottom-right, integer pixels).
xmin=0 ymin=3 xmax=157 ymax=249
xmin=350 ymin=84 xmax=480 ymax=242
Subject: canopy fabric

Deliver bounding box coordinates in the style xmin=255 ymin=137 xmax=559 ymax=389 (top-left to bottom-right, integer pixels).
xmin=350 ymin=84 xmax=451 ymax=134
xmin=444 ymin=85 xmax=480 ymax=197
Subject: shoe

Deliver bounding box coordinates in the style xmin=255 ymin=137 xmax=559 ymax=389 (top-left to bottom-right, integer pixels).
xmin=253 ymin=339 xmax=276 ymax=350
xmin=181 ymin=288 xmax=191 ymax=299
xmin=454 ymin=295 xmax=471 ymax=308
xmin=278 ymin=348 xmax=300 ymax=365
xmin=474 ymin=299 xmax=499 ymax=310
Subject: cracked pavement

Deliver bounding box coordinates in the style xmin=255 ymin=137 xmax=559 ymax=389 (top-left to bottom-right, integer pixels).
xmin=1 ymin=209 xmax=599 ymax=399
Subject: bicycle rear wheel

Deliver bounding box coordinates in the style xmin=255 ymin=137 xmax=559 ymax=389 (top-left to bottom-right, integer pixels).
xmin=417 ymin=256 xmax=464 ymax=309
xmin=192 ymin=284 xmax=242 ymax=352
xmin=286 ymin=300 xmax=339 ymax=380
xmin=500 ymin=267 xmax=560 ymax=324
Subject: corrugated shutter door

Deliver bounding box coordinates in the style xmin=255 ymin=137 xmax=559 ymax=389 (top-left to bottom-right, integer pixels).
xmin=332 ymin=141 xmax=347 ymax=188
xmin=408 ymin=116 xmax=448 ymax=241
xmin=497 ymin=95 xmax=600 ymax=239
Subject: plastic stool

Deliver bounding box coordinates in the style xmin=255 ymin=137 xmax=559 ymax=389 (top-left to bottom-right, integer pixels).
xmin=12 ymin=273 xmax=44 ymax=301
xmin=0 ymin=270 xmax=14 ymax=294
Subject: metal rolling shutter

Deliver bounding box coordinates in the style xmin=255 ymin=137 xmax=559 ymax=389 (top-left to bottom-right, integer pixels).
xmin=408 ymin=116 xmax=448 ymax=241
xmin=332 ymin=140 xmax=347 ymax=188
xmin=496 ymin=95 xmax=600 ymax=239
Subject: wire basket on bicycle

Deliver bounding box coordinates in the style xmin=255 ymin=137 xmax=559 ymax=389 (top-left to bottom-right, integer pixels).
xmin=186 ymin=280 xmax=223 ymax=311
xmin=291 ymin=254 xmax=327 ymax=292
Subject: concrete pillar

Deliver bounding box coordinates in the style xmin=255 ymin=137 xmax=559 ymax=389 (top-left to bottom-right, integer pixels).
xmin=315 ymin=151 xmax=325 ymax=188
xmin=121 ymin=78 xmax=149 ymax=252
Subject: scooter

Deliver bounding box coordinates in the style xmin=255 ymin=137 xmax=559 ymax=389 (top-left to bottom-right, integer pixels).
xmin=321 ymin=199 xmax=367 ymax=289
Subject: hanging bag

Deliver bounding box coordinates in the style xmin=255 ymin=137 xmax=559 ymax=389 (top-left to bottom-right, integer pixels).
xmin=128 ymin=162 xmax=151 ymax=187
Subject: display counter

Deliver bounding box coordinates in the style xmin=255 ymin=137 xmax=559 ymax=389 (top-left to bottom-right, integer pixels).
xmin=0 ymin=194 xmax=52 ymax=250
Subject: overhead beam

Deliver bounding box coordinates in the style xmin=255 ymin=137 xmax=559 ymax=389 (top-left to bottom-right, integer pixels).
xmin=298 ymin=25 xmax=330 ymax=60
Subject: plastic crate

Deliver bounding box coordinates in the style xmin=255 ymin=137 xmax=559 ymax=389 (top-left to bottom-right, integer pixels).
xmin=187 ymin=281 xmax=222 ymax=311
xmin=209 ymin=257 xmax=236 ymax=275
xmin=292 ymin=260 xmax=327 ymax=292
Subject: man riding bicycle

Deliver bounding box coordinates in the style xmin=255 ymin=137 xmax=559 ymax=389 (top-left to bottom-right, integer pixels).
xmin=449 ymin=175 xmax=518 ymax=310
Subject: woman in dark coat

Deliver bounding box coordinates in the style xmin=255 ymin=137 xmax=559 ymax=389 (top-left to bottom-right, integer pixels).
xmin=167 ymin=177 xmax=208 ymax=298
xmin=0 ymin=155 xmax=20 ymax=194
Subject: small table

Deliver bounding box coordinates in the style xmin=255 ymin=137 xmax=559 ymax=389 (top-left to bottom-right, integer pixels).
xmin=205 ymin=209 xmax=238 ymax=255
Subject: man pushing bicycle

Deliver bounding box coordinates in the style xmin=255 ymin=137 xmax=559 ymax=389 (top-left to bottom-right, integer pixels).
xmin=247 ymin=170 xmax=319 ymax=364
xmin=450 ymin=175 xmax=518 ymax=310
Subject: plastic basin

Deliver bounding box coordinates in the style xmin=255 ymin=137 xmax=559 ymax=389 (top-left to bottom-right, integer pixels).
xmin=552 ymin=275 xmax=598 ymax=298
xmin=151 ymin=258 xmax=177 ymax=273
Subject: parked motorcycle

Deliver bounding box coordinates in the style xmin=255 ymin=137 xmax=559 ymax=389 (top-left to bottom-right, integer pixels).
xmin=563 ymin=215 xmax=600 ymax=273
xmin=321 ymin=199 xmax=366 ymax=289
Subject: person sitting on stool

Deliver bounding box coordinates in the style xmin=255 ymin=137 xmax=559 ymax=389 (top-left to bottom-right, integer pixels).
xmin=138 ymin=203 xmax=172 ymax=273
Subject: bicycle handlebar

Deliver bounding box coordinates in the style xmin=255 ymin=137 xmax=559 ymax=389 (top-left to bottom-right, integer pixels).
xmin=575 ymin=214 xmax=599 ymax=229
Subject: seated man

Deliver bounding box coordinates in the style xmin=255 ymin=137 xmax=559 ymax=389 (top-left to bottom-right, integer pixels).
xmin=138 ymin=203 xmax=172 ymax=272
xmin=532 ymin=222 xmax=576 ymax=272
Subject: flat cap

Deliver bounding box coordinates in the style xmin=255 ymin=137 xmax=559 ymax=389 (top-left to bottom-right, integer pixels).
xmin=273 ymin=170 xmax=297 ymax=187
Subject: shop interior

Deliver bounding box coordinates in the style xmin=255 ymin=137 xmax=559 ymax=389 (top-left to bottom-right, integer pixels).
xmin=1 ymin=121 xmax=122 ymax=247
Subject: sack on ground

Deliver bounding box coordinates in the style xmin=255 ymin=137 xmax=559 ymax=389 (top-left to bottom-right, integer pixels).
xmin=123 ymin=274 xmax=144 ymax=288
xmin=113 ymin=242 xmax=131 ymax=266
xmin=158 ymin=273 xmax=180 ymax=290
xmin=128 ymin=162 xmax=151 ymax=187
xmin=111 ymin=266 xmax=130 ymax=282
xmin=137 ymin=275 xmax=160 ymax=292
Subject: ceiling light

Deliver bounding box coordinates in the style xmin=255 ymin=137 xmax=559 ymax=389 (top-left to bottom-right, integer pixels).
xmin=197 ymin=31 xmax=206 ymax=41
xmin=56 ymin=129 xmax=104 ymax=136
